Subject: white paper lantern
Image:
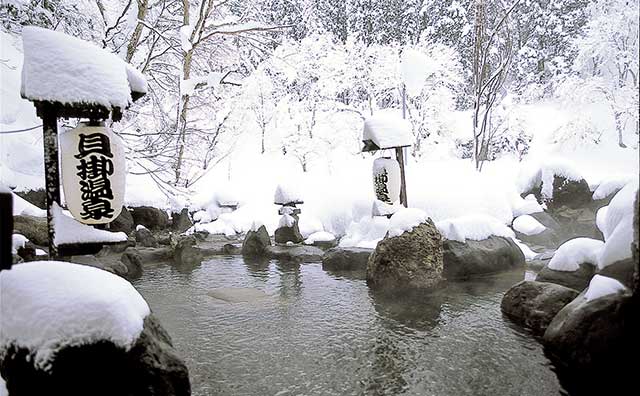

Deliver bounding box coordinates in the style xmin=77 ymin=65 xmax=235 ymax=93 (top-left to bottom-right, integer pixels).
xmin=372 ymin=157 xmax=401 ymax=204
xmin=60 ymin=123 xmax=125 ymax=224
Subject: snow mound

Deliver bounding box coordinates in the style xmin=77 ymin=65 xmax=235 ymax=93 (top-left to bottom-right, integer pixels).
xmin=511 ymin=196 xmax=543 ymax=217
xmin=595 ymin=206 xmax=608 ymax=237
xmin=548 ymin=238 xmax=604 ymax=272
xmin=435 ymin=214 xmax=514 ymax=243
xmin=12 ymin=191 xmax=46 ymax=217
xmin=362 ymin=110 xmax=413 ymax=150
xmin=339 ymin=216 xmax=390 ymax=249
xmin=602 ymin=180 xmax=638 ymax=240
xmin=584 ymin=275 xmax=627 ymax=302
xmin=599 ymin=216 xmax=633 ymax=269
xmin=513 ymin=238 xmax=538 ymax=260
xmin=388 ymin=208 xmax=429 ymax=238
xmin=304 ymin=231 xmax=336 ymax=244
xmin=517 ymin=159 xmax=584 ymax=199
xmin=512 ymin=215 xmax=546 ymax=236
xmin=11 ymin=233 xmax=28 ymax=254
xmin=274 ymin=182 xmax=304 ymax=205
xmin=21 ymin=26 xmax=143 ymax=109
xmin=52 ymin=203 xmax=127 ymax=245
xmin=592 ymin=174 xmax=635 ymax=200
xmin=0 ymin=261 xmax=150 ymax=370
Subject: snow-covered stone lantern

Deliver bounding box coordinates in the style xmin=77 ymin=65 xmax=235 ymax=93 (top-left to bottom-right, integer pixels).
xmin=362 ymin=111 xmax=413 ymax=215
xmin=20 ymin=26 xmax=147 ymax=258
xmin=274 ymin=183 xmax=304 ymax=244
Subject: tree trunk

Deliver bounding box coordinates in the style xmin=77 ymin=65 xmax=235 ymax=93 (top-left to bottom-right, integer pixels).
xmin=126 ymin=0 xmax=149 ymax=62
xmin=174 ymin=0 xmax=192 ymax=186
xmin=615 ymin=112 xmax=627 ymax=148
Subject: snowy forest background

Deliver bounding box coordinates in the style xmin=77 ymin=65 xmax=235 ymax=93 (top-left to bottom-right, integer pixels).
xmin=0 ymin=0 xmax=638 ymax=237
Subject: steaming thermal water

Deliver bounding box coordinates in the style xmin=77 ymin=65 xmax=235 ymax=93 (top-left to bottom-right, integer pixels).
xmin=133 ymin=257 xmax=563 ymax=396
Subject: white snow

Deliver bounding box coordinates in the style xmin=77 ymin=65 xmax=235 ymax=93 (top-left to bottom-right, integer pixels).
xmin=11 ymin=191 xmax=46 ymax=217
xmin=596 ymin=180 xmax=637 ymax=268
xmin=125 ymin=63 xmax=148 ymax=95
xmin=513 ymin=238 xmax=538 ymax=260
xmin=304 ymin=231 xmax=335 ymax=244
xmin=179 ymin=25 xmax=193 ymax=52
xmin=135 ymin=224 xmax=147 ymax=231
xmin=20 ymin=26 xmax=141 ymax=109
xmin=435 ymin=214 xmax=514 ymax=243
xmin=278 ymin=214 xmax=296 ymax=228
xmin=0 ymin=261 xmax=150 ymax=370
xmin=596 ymin=205 xmax=608 ymax=236
xmin=400 ymin=48 xmax=431 ymax=96
xmin=362 ymin=110 xmax=413 ymax=150
xmin=592 ymin=174 xmax=634 ymax=200
xmin=0 ymin=376 xmax=5 ymax=396
xmin=11 ymin=233 xmax=28 ymax=254
xmin=511 ymin=195 xmax=544 ymax=217
xmin=599 ymin=216 xmax=634 ymax=269
xmin=584 ymin=275 xmax=627 ymax=302
xmin=512 ymin=214 xmax=546 ymax=235
xmin=387 ymin=208 xmax=429 ymax=237
xmin=517 ymin=159 xmax=585 ymax=199
xmin=339 ymin=216 xmax=390 ymax=249
xmin=371 ymin=199 xmax=403 ymax=217
xmin=547 ymin=238 xmax=604 ymax=272
xmin=602 ymin=180 xmax=638 ymax=240
xmin=52 ymin=203 xmax=127 ymax=245
xmin=274 ymin=182 xmax=304 ymax=205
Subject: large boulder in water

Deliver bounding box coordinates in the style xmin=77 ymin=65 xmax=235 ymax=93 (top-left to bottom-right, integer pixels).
xmin=501 ymin=281 xmax=579 ymax=335
xmin=172 ymin=235 xmax=203 ymax=270
xmin=543 ymin=291 xmax=638 ymax=394
xmin=109 ymin=206 xmax=134 ymax=234
xmin=171 ymin=209 xmax=193 ymax=233
xmin=322 ymin=247 xmax=372 ymax=272
xmin=598 ymin=257 xmax=636 ymax=289
xmin=130 ymin=206 xmax=169 ymax=230
xmin=0 ymin=315 xmax=190 ymax=396
xmin=367 ymin=220 xmax=444 ymax=291
xmin=535 ymin=263 xmax=595 ymax=291
xmin=242 ymin=225 xmax=271 ymax=257
xmin=135 ymin=226 xmax=159 ymax=248
xmin=442 ymin=236 xmax=525 ymax=279
xmin=274 ymin=215 xmax=303 ymax=244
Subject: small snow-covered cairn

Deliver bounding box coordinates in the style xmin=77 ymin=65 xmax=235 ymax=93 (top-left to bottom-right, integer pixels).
xmin=274 ymin=183 xmax=304 ymax=244
xmin=20 ymin=26 xmax=147 ymax=258
xmin=362 ymin=111 xmax=413 ymax=213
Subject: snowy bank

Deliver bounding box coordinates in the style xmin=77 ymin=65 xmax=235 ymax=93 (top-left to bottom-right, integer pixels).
xmin=547 ymin=238 xmax=604 ymax=272
xmin=0 ymin=261 xmax=150 ymax=370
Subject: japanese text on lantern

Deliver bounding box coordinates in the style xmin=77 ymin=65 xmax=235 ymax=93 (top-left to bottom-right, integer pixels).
xmin=374 ymin=169 xmax=391 ymax=203
xmin=75 ymin=133 xmax=115 ymax=221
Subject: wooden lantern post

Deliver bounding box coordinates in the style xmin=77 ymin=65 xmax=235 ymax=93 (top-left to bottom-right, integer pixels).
xmin=0 ymin=188 xmax=12 ymax=271
xmin=362 ymin=113 xmax=412 ymax=209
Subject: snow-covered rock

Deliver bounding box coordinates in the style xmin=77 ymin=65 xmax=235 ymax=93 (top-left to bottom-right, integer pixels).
xmin=304 ymin=231 xmax=336 ymax=244
xmin=598 ymin=181 xmax=637 ymax=269
xmin=592 ymin=174 xmax=634 ymax=201
xmin=0 ymin=261 xmax=149 ymax=369
xmin=11 ymin=233 xmax=28 ymax=254
xmin=388 ymin=208 xmax=428 ymax=238
xmin=512 ymin=214 xmax=546 ymax=236
xmin=11 ymin=191 xmax=46 ymax=217
xmin=548 ymin=238 xmax=604 ymax=272
xmin=517 ymin=159 xmax=585 ymax=200
xmin=436 ymin=214 xmax=514 ymax=243
xmin=584 ymin=275 xmax=627 ymax=302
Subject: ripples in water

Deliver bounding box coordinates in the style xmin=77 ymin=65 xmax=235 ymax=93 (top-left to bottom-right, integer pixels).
xmin=133 ymin=257 xmax=564 ymax=396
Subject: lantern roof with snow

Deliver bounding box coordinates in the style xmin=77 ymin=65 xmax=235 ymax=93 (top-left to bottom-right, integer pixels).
xmin=362 ymin=111 xmax=413 ymax=152
xmin=20 ymin=26 xmax=147 ymax=121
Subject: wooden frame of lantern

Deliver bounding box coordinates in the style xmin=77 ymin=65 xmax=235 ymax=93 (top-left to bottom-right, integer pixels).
xmin=25 ymin=97 xmax=144 ymax=259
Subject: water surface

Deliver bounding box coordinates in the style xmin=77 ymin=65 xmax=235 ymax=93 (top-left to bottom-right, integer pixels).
xmin=133 ymin=257 xmax=563 ymax=396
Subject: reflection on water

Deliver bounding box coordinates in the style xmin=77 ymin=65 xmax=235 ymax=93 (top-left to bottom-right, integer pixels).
xmin=133 ymin=257 xmax=563 ymax=396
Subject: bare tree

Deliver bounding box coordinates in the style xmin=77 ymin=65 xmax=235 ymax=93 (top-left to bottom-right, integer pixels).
xmin=471 ymin=0 xmax=520 ymax=171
